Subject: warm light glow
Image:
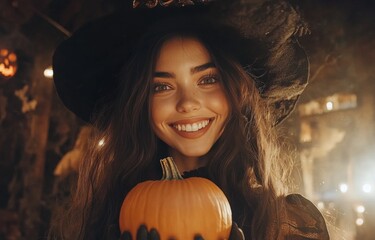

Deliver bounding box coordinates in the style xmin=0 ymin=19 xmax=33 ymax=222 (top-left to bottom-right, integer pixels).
xmin=299 ymin=93 xmax=357 ymax=116
xmin=98 ymin=138 xmax=105 ymax=147
xmin=0 ymin=49 xmax=8 ymax=56
xmin=356 ymin=205 xmax=365 ymax=213
xmin=362 ymin=184 xmax=372 ymax=193
xmin=339 ymin=183 xmax=348 ymax=193
xmin=44 ymin=66 xmax=54 ymax=78
xmin=8 ymin=53 xmax=17 ymax=62
xmin=356 ymin=218 xmax=364 ymax=226
xmin=0 ymin=64 xmax=16 ymax=77
xmin=0 ymin=48 xmax=18 ymax=78
xmin=317 ymin=201 xmax=325 ymax=210
xmin=326 ymin=101 xmax=333 ymax=111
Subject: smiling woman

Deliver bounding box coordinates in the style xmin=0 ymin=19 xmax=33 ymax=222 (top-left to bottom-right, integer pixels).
xmin=151 ymin=37 xmax=229 ymax=171
xmin=50 ymin=1 xmax=330 ymax=240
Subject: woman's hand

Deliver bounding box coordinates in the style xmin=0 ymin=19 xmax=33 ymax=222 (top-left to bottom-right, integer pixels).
xmin=120 ymin=226 xmax=203 ymax=240
xmin=228 ymin=223 xmax=245 ymax=240
xmin=120 ymin=225 xmax=159 ymax=240
xmin=120 ymin=222 xmax=245 ymax=240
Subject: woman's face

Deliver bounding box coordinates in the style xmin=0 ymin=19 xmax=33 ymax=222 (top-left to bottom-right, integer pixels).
xmin=151 ymin=36 xmax=229 ymax=167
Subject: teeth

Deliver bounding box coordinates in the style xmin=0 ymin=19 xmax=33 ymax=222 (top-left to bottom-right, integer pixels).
xmin=173 ymin=120 xmax=210 ymax=132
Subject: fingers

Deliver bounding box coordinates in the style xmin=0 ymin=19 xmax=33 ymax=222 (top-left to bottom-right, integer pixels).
xmin=122 ymin=226 xmax=207 ymax=240
xmin=149 ymin=228 xmax=160 ymax=240
xmin=194 ymin=234 xmax=205 ymax=240
xmin=120 ymin=231 xmax=132 ymax=240
xmin=137 ymin=225 xmax=148 ymax=240
xmin=229 ymin=222 xmax=245 ymax=240
xmin=133 ymin=225 xmax=160 ymax=240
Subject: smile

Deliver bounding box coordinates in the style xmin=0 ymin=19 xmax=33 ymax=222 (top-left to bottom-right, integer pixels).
xmin=172 ymin=120 xmax=210 ymax=132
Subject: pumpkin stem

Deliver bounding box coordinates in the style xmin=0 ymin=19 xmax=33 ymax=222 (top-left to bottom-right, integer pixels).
xmin=160 ymin=157 xmax=183 ymax=180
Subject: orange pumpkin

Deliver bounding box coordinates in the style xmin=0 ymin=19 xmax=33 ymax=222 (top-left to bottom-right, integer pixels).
xmin=0 ymin=49 xmax=17 ymax=79
xmin=119 ymin=157 xmax=232 ymax=240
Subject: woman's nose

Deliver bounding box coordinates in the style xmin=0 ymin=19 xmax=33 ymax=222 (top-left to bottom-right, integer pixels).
xmin=176 ymin=89 xmax=201 ymax=113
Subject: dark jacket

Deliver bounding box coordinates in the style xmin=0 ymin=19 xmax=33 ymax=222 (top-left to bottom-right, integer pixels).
xmin=182 ymin=167 xmax=330 ymax=240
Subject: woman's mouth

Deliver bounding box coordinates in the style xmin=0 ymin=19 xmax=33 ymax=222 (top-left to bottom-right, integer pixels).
xmin=170 ymin=118 xmax=213 ymax=138
xmin=172 ymin=119 xmax=210 ymax=132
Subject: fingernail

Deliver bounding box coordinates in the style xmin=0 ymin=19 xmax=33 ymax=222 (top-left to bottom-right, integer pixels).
xmin=137 ymin=225 xmax=148 ymax=240
xmin=194 ymin=234 xmax=204 ymax=240
xmin=149 ymin=228 xmax=160 ymax=240
xmin=120 ymin=231 xmax=132 ymax=240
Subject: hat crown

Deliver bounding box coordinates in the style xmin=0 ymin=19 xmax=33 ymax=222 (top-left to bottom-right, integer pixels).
xmin=133 ymin=0 xmax=214 ymax=8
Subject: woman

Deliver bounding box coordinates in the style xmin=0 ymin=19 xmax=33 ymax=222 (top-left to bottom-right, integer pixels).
xmin=51 ymin=1 xmax=329 ymax=239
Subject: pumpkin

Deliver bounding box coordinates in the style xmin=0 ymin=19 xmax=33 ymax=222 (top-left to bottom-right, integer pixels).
xmin=0 ymin=49 xmax=17 ymax=79
xmin=119 ymin=157 xmax=232 ymax=240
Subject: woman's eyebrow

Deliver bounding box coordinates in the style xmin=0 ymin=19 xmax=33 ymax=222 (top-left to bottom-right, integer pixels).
xmin=154 ymin=72 xmax=174 ymax=78
xmin=191 ymin=62 xmax=215 ymax=74
xmin=153 ymin=62 xmax=215 ymax=78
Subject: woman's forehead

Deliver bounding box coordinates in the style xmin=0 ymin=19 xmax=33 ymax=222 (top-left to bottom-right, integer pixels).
xmin=155 ymin=36 xmax=212 ymax=70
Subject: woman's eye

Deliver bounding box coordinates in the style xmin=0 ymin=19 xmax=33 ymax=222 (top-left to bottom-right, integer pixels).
xmin=153 ymin=83 xmax=172 ymax=93
xmin=199 ymin=75 xmax=219 ymax=85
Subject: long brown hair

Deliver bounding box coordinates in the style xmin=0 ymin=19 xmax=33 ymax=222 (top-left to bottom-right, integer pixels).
xmin=51 ymin=18 xmax=293 ymax=240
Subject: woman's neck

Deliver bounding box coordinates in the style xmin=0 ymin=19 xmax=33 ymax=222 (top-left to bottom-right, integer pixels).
xmin=169 ymin=148 xmax=207 ymax=173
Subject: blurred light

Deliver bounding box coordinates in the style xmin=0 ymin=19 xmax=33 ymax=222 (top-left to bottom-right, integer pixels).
xmin=317 ymin=201 xmax=325 ymax=210
xmin=356 ymin=205 xmax=365 ymax=213
xmin=356 ymin=218 xmax=364 ymax=226
xmin=98 ymin=138 xmax=105 ymax=147
xmin=362 ymin=184 xmax=372 ymax=193
xmin=0 ymin=48 xmax=18 ymax=78
xmin=326 ymin=101 xmax=333 ymax=111
xmin=339 ymin=183 xmax=348 ymax=193
xmin=44 ymin=66 xmax=53 ymax=78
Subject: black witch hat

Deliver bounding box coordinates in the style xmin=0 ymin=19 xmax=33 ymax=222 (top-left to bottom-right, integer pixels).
xmin=53 ymin=0 xmax=310 ymax=125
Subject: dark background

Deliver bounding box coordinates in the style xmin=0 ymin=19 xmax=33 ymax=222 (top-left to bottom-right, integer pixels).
xmin=1 ymin=0 xmax=374 ymax=239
